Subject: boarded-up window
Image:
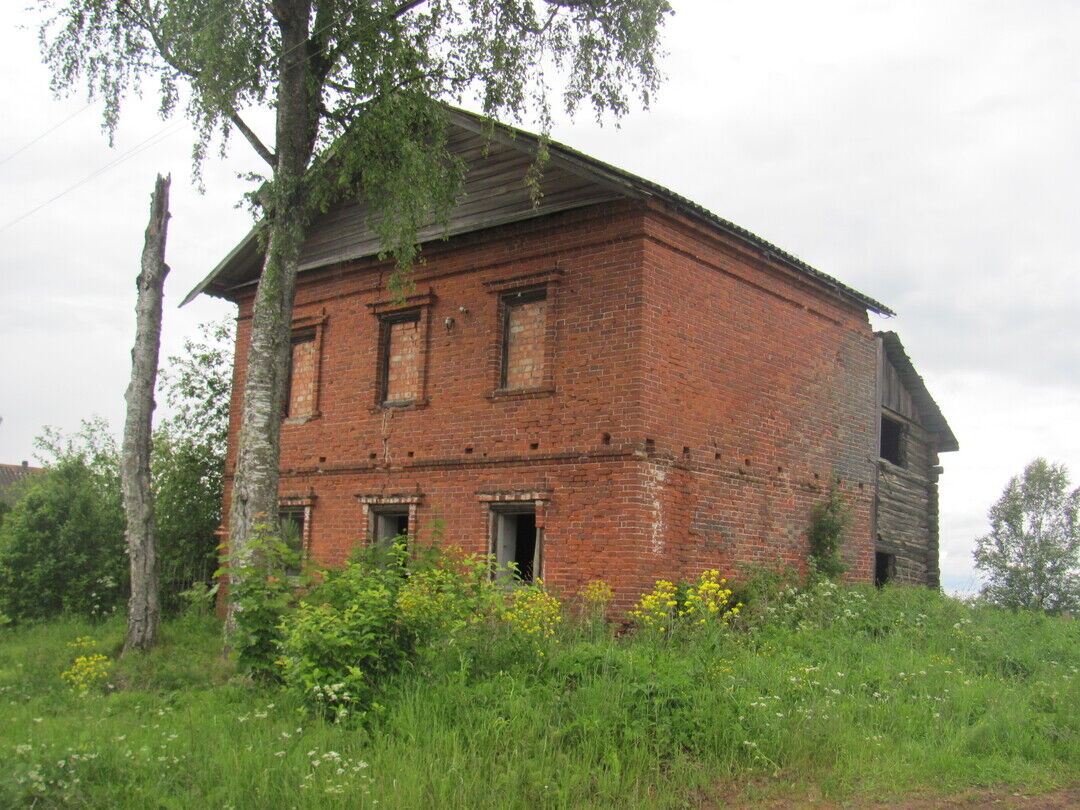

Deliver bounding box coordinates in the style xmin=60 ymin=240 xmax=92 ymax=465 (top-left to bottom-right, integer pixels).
xmin=502 ymin=290 xmax=547 ymax=389
xmin=286 ymin=328 xmax=317 ymax=418
xmin=382 ymin=315 xmax=421 ymax=403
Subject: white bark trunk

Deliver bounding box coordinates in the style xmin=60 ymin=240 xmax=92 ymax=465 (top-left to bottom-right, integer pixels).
xmin=224 ymin=0 xmax=319 ymax=633
xmin=123 ymin=173 xmax=170 ymax=654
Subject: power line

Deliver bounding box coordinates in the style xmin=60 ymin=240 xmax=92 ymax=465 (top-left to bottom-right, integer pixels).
xmin=0 ymin=8 xmax=386 ymax=234
xmin=0 ymin=102 xmax=93 ymax=168
xmin=0 ymin=122 xmax=186 ymax=235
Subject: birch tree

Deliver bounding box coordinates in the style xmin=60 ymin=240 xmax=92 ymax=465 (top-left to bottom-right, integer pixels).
xmin=122 ymin=174 xmax=171 ymax=652
xmin=40 ymin=0 xmax=671 ymax=624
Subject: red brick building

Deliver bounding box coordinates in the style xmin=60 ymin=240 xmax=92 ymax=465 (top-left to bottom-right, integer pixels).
xmin=188 ymin=110 xmax=956 ymax=608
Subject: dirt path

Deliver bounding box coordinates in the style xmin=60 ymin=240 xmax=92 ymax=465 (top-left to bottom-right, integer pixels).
xmin=703 ymin=784 xmax=1080 ymax=809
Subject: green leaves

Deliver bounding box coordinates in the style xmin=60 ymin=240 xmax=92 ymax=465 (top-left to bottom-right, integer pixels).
xmin=808 ymin=478 xmax=850 ymax=580
xmin=974 ymin=458 xmax=1080 ymax=614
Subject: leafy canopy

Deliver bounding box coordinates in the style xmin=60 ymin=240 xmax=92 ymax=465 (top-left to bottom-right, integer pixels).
xmin=0 ymin=322 xmax=235 ymax=622
xmin=973 ymin=458 xmax=1079 ymax=614
xmin=41 ymin=0 xmax=672 ymax=264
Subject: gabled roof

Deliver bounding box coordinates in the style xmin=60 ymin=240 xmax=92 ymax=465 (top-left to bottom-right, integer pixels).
xmin=183 ymin=108 xmax=893 ymax=315
xmin=877 ymin=331 xmax=959 ymax=453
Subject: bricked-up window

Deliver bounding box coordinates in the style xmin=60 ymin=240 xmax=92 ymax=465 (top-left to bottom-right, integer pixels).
xmin=285 ymin=328 xmax=317 ymax=418
xmin=880 ymin=414 xmax=905 ymax=466
xmin=485 ymin=270 xmax=562 ymax=397
xmin=369 ymin=292 xmax=434 ymax=409
xmin=491 ymin=507 xmax=541 ymax=583
xmin=501 ymin=289 xmax=547 ymax=389
xmin=381 ymin=314 xmax=421 ymax=404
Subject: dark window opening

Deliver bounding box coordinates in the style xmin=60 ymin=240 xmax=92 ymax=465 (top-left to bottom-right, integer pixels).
xmin=880 ymin=414 xmax=905 ymax=465
xmin=279 ymin=508 xmax=307 ymax=576
xmin=874 ymin=551 xmax=896 ymax=587
xmin=372 ymin=509 xmax=409 ymax=548
xmin=493 ymin=509 xmax=540 ymax=583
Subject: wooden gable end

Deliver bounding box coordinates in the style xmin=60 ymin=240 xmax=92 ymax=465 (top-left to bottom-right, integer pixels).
xmin=192 ymin=125 xmax=621 ymax=301
xmin=297 ymin=126 xmax=620 ymax=274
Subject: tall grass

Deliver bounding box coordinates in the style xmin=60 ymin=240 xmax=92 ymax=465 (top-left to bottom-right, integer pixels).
xmin=1 ymin=585 xmax=1076 ymax=808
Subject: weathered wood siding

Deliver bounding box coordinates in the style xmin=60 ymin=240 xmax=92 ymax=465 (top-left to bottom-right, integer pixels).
xmin=875 ymin=338 xmax=941 ymax=587
xmin=297 ymin=128 xmax=620 ymax=273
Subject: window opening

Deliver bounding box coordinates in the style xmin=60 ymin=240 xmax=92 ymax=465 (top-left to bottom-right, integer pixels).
xmin=285 ymin=328 xmax=317 ymax=418
xmin=380 ymin=313 xmax=421 ymax=405
xmin=493 ymin=508 xmax=540 ymax=583
xmin=874 ymin=551 xmax=896 ymax=587
xmin=279 ymin=508 xmax=307 ymax=577
xmin=501 ymin=289 xmax=547 ymax=389
xmin=372 ymin=509 xmax=409 ymax=548
xmin=880 ymin=414 xmax=905 ymax=465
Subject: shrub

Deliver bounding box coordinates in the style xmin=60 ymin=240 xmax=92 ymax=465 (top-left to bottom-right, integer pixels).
xmin=630 ymin=570 xmax=740 ymax=634
xmin=276 ymin=542 xmax=411 ymax=718
xmin=226 ymin=525 xmax=305 ymax=682
xmin=808 ymin=478 xmax=850 ymax=579
xmin=0 ymin=455 xmax=126 ymax=622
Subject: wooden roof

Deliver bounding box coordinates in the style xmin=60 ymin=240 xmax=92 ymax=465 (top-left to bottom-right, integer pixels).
xmin=877 ymin=331 xmax=959 ymax=453
xmin=183 ymin=108 xmax=892 ymax=315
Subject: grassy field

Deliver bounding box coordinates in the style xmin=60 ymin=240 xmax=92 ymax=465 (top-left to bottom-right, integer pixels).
xmin=0 ymin=583 xmax=1076 ymax=808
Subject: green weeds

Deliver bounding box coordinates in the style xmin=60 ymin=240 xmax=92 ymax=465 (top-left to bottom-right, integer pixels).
xmin=0 ymin=584 xmax=1076 ymax=808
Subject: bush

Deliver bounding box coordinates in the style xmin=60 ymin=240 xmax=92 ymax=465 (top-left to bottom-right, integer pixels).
xmin=0 ymin=456 xmax=126 ymax=621
xmin=276 ymin=543 xmax=410 ymax=718
xmin=808 ymin=479 xmax=850 ymax=579
xmin=227 ymin=526 xmax=306 ymax=683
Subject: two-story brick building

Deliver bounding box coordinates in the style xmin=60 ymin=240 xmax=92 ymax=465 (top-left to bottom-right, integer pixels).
xmin=187 ymin=109 xmax=956 ymax=607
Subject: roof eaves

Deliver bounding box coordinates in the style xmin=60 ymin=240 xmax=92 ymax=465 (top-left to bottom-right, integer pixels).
xmin=446 ymin=108 xmax=893 ymax=316
xmin=877 ymin=331 xmax=959 ymax=452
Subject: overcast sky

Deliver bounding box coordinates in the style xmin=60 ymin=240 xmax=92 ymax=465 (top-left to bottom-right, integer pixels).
xmin=2 ymin=1 xmax=1077 ymax=594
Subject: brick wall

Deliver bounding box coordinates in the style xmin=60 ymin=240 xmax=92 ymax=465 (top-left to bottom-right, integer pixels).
xmin=222 ymin=198 xmax=880 ymax=610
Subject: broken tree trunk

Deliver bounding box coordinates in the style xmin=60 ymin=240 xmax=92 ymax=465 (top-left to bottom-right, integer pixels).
xmin=122 ymin=174 xmax=171 ymax=654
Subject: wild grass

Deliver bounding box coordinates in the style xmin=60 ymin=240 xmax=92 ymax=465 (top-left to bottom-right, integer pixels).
xmin=0 ymin=584 xmax=1076 ymax=808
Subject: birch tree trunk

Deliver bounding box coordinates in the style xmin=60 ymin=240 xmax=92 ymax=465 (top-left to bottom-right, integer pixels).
xmin=123 ymin=173 xmax=170 ymax=654
xmin=225 ymin=0 xmax=320 ymax=631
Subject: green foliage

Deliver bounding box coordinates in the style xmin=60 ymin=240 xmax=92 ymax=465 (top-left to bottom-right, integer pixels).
xmin=808 ymin=479 xmax=850 ymax=579
xmin=0 ymin=421 xmax=126 ymax=621
xmin=278 ymin=547 xmax=408 ymax=720
xmin=39 ymin=1 xmax=672 ymax=274
xmin=158 ymin=318 xmax=233 ymax=458
xmin=974 ymin=458 xmax=1079 ymax=614
xmin=0 ymin=322 xmax=231 ymax=623
xmin=226 ymin=525 xmax=307 ymax=683
xmin=1 ymin=587 xmax=1077 ymax=808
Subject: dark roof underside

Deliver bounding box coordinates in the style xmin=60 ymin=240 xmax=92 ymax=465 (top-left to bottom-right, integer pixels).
xmin=184 ymin=108 xmax=893 ymax=315
xmin=878 ymin=331 xmax=959 ymax=453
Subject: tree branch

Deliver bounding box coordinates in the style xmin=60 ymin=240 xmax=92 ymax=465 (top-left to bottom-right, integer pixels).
xmin=391 ymin=0 xmax=430 ymax=19
xmin=228 ymin=112 xmax=276 ymax=167
xmin=128 ymin=1 xmax=277 ymax=168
